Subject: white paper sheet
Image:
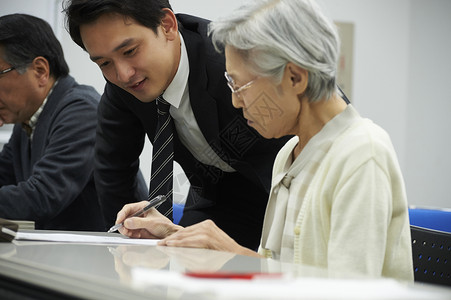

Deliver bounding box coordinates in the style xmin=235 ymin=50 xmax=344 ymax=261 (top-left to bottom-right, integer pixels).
xmin=15 ymin=232 xmax=159 ymax=245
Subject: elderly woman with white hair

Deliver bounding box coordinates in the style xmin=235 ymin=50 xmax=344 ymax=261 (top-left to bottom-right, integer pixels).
xmin=115 ymin=0 xmax=413 ymax=281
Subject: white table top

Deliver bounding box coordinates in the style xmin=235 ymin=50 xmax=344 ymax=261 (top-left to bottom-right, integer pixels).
xmin=0 ymin=230 xmax=450 ymax=299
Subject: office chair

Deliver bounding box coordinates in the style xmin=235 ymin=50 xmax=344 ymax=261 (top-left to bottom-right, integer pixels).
xmin=173 ymin=203 xmax=184 ymax=225
xmin=409 ymin=207 xmax=451 ymax=233
xmin=410 ymin=225 xmax=451 ymax=287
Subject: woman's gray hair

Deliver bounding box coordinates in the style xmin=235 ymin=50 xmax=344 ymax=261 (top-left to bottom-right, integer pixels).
xmin=209 ymin=0 xmax=340 ymax=102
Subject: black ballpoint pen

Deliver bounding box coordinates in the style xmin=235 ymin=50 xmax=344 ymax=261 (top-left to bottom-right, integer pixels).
xmin=107 ymin=195 xmax=167 ymax=233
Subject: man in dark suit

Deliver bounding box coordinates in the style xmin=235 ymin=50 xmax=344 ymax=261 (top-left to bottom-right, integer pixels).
xmin=65 ymin=0 xmax=288 ymax=249
xmin=0 ymin=14 xmax=104 ymax=231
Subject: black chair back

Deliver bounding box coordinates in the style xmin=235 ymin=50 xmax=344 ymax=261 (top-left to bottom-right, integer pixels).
xmin=410 ymin=225 xmax=451 ymax=286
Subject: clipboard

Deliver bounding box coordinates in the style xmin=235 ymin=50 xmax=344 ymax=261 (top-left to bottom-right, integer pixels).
xmin=0 ymin=218 xmax=18 ymax=242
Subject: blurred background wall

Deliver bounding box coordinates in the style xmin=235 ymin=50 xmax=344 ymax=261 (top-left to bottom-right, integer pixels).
xmin=1 ymin=0 xmax=450 ymax=209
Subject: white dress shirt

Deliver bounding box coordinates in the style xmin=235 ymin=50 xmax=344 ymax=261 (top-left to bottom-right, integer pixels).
xmin=162 ymin=34 xmax=235 ymax=173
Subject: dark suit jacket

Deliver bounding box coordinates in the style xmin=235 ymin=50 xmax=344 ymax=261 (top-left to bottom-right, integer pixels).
xmin=94 ymin=14 xmax=289 ymax=249
xmin=0 ymin=75 xmax=104 ymax=231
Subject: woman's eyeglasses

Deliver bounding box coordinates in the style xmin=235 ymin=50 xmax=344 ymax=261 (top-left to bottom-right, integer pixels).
xmin=224 ymin=71 xmax=257 ymax=98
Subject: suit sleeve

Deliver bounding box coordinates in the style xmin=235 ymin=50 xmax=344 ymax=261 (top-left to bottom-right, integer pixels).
xmin=0 ymin=137 xmax=16 ymax=186
xmin=94 ymin=84 xmax=148 ymax=227
xmin=0 ymin=92 xmax=99 ymax=222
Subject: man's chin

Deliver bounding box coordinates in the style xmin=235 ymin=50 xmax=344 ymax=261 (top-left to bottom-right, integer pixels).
xmin=122 ymin=90 xmax=149 ymax=103
xmin=123 ymin=88 xmax=159 ymax=103
xmin=135 ymin=96 xmax=157 ymax=103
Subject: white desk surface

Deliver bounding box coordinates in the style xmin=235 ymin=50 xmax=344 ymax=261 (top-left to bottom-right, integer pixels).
xmin=0 ymin=230 xmax=450 ymax=300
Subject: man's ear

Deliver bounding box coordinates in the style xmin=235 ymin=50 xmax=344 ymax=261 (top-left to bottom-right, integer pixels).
xmin=285 ymin=62 xmax=308 ymax=95
xmin=31 ymin=56 xmax=50 ymax=87
xmin=160 ymin=8 xmax=178 ymax=41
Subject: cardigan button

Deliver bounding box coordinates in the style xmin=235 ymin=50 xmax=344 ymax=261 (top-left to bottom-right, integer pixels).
xmin=294 ymin=226 xmax=301 ymax=235
xmin=282 ymin=175 xmax=292 ymax=188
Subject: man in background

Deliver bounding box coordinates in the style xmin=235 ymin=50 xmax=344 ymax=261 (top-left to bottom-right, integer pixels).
xmin=0 ymin=14 xmax=104 ymax=231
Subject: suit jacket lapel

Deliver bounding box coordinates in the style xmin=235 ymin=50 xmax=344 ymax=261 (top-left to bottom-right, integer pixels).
xmin=180 ymin=26 xmax=220 ymax=148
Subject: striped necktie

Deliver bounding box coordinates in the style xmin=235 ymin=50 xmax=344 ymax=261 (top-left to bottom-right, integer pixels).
xmin=149 ymin=95 xmax=174 ymax=220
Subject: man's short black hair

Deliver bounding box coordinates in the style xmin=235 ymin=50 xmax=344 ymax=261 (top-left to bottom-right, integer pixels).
xmin=63 ymin=0 xmax=173 ymax=50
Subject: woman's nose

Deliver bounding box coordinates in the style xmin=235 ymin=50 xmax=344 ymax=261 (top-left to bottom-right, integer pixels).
xmin=231 ymin=92 xmax=244 ymax=109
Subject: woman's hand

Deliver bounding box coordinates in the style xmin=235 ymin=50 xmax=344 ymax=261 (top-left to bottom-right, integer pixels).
xmin=115 ymin=201 xmax=182 ymax=239
xmin=158 ymin=219 xmax=261 ymax=257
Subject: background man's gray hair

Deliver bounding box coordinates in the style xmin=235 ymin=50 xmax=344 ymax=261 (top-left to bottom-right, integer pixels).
xmin=209 ymin=0 xmax=340 ymax=102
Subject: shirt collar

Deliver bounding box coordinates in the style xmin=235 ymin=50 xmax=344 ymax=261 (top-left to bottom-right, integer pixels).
xmin=22 ymin=80 xmax=57 ymax=137
xmin=161 ymin=33 xmax=189 ymax=109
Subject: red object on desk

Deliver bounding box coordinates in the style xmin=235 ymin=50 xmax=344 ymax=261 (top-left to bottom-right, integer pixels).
xmin=184 ymin=272 xmax=283 ymax=280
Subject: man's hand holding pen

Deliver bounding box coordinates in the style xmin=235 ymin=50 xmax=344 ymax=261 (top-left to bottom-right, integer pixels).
xmin=108 ymin=195 xmax=167 ymax=233
xmin=114 ymin=199 xmax=182 ymax=239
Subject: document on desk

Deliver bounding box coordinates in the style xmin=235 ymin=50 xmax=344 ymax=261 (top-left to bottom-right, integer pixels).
xmin=14 ymin=232 xmax=159 ymax=246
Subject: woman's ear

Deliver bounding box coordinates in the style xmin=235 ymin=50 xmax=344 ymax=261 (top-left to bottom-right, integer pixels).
xmin=31 ymin=56 xmax=50 ymax=87
xmin=285 ymin=62 xmax=308 ymax=95
xmin=160 ymin=8 xmax=178 ymax=41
